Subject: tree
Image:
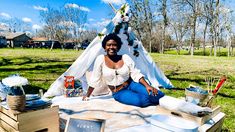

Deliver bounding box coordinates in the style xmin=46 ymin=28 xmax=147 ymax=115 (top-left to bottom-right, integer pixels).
xmin=185 ymin=0 xmax=202 ymax=56
xmin=169 ymin=0 xmax=190 ymax=54
xmin=128 ymin=0 xmax=156 ymax=52
xmin=40 ymin=6 xmax=63 ymax=50
xmin=63 ymin=5 xmax=88 ymax=45
xmin=2 ymin=17 xmax=32 ymax=33
xmin=159 ymin=0 xmax=168 ymax=54
xmin=200 ymin=0 xmax=211 ymax=56
xmin=40 ymin=5 xmax=88 ymax=50
xmin=213 ymin=0 xmax=220 ymax=56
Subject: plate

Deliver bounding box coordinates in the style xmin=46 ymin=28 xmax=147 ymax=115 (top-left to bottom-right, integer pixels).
xmin=26 ymin=94 xmax=40 ymax=101
xmin=25 ymin=99 xmax=51 ymax=109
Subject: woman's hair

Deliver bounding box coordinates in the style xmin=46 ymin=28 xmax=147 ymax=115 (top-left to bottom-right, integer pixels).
xmin=102 ymin=33 xmax=122 ymax=50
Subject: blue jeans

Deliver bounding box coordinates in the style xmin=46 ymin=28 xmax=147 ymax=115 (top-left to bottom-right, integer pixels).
xmin=112 ymin=81 xmax=165 ymax=107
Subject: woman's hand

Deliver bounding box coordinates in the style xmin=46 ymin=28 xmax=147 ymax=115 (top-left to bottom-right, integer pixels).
xmin=139 ymin=77 xmax=158 ymax=96
xmin=82 ymin=87 xmax=94 ymax=101
xmin=82 ymin=96 xmax=90 ymax=101
xmin=146 ymin=85 xmax=158 ymax=96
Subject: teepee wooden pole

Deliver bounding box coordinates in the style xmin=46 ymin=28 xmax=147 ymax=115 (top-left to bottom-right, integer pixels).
xmin=108 ymin=2 xmax=117 ymax=13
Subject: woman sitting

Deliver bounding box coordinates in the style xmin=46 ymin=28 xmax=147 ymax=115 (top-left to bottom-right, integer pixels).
xmin=82 ymin=33 xmax=164 ymax=107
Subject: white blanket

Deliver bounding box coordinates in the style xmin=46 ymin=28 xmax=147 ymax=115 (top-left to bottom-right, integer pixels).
xmin=52 ymin=95 xmax=157 ymax=132
xmin=51 ymin=95 xmax=214 ymax=132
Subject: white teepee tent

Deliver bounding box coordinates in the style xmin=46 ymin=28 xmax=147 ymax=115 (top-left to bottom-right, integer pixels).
xmin=44 ymin=4 xmax=173 ymax=97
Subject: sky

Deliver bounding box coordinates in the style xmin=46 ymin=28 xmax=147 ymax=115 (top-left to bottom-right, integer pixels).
xmin=0 ymin=0 xmax=126 ymax=33
xmin=1 ymin=0 xmax=235 ymax=34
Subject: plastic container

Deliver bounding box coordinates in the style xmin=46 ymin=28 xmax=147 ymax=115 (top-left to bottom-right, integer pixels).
xmin=185 ymin=87 xmax=208 ymax=106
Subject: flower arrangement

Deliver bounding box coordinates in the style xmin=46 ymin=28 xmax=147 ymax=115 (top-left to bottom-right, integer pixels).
xmin=2 ymin=74 xmax=28 ymax=87
xmin=2 ymin=74 xmax=28 ymax=96
xmin=1 ymin=74 xmax=28 ymax=111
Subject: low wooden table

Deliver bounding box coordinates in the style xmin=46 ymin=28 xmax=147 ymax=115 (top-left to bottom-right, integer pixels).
xmin=0 ymin=106 xmax=59 ymax=132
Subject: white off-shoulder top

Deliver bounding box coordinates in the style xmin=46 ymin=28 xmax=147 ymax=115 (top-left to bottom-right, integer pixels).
xmin=88 ymin=54 xmax=143 ymax=88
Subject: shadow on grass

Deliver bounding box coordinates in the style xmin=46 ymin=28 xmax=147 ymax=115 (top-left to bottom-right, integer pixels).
xmin=167 ymin=68 xmax=220 ymax=77
xmin=0 ymin=64 xmax=71 ymax=71
xmin=0 ymin=58 xmax=13 ymax=65
xmin=217 ymin=93 xmax=235 ymax=99
xmin=167 ymin=76 xmax=206 ymax=86
xmin=0 ymin=57 xmax=74 ymax=66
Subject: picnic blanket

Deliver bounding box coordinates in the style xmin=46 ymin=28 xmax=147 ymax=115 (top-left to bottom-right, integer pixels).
xmin=52 ymin=95 xmax=158 ymax=131
xmin=51 ymin=95 xmax=223 ymax=132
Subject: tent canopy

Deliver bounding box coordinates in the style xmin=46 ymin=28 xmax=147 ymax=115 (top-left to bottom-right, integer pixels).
xmin=44 ymin=4 xmax=173 ymax=97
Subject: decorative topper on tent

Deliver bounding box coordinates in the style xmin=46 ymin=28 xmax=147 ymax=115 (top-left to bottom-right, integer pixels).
xmin=112 ymin=3 xmax=140 ymax=57
xmin=119 ymin=4 xmax=127 ymax=15
xmin=98 ymin=33 xmax=105 ymax=39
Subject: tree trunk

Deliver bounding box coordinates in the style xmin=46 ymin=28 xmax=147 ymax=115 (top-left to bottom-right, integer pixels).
xmin=210 ymin=37 xmax=214 ymax=56
xmin=214 ymin=0 xmax=220 ymax=57
xmin=214 ymin=32 xmax=217 ymax=56
xmin=161 ymin=25 xmax=165 ymax=54
xmin=177 ymin=41 xmax=181 ymax=55
xmin=232 ymin=47 xmax=234 ymax=56
xmin=149 ymin=36 xmax=152 ymax=53
xmin=50 ymin=41 xmax=54 ymax=51
xmin=191 ymin=26 xmax=195 ymax=56
xmin=218 ymin=46 xmax=220 ymax=56
xmin=227 ymin=33 xmax=232 ymax=57
xmin=203 ymin=22 xmax=208 ymax=56
xmin=161 ymin=0 xmax=167 ymax=54
xmin=10 ymin=40 xmax=14 ymax=49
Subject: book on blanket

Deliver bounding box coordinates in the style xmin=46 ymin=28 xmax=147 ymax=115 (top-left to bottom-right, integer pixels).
xmin=65 ymin=117 xmax=105 ymax=132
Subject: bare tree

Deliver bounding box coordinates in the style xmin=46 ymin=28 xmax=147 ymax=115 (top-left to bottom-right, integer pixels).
xmin=213 ymin=0 xmax=220 ymax=56
xmin=128 ymin=0 xmax=145 ymax=42
xmin=159 ymin=0 xmax=168 ymax=54
xmin=128 ymin=0 xmax=156 ymax=52
xmin=184 ymin=0 xmax=202 ymax=56
xmin=170 ymin=1 xmax=190 ymax=54
xmin=40 ymin=5 xmax=88 ymax=50
xmin=200 ymin=0 xmax=212 ymax=56
xmin=63 ymin=6 xmax=88 ymax=45
xmin=231 ymin=35 xmax=235 ymax=56
xmin=80 ymin=29 xmax=97 ymax=42
xmin=40 ymin=6 xmax=63 ymax=50
xmin=220 ymin=6 xmax=233 ymax=57
xmin=2 ymin=17 xmax=32 ymax=33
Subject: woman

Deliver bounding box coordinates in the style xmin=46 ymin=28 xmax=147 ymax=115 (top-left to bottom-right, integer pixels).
xmin=82 ymin=33 xmax=164 ymax=107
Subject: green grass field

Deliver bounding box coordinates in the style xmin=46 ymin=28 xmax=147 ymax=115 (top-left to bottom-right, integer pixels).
xmin=0 ymin=48 xmax=234 ymax=131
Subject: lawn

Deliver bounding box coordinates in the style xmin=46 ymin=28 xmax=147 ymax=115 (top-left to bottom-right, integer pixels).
xmin=0 ymin=48 xmax=234 ymax=131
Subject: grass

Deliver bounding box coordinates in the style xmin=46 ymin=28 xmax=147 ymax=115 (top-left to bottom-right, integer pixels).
xmin=0 ymin=48 xmax=235 ymax=131
xmin=165 ymin=47 xmax=235 ymax=57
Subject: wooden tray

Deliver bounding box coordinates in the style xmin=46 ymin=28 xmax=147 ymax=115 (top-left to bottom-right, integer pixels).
xmin=156 ymin=105 xmax=221 ymax=125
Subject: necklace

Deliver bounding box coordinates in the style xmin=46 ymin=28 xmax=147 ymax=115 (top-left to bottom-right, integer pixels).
xmin=114 ymin=70 xmax=118 ymax=91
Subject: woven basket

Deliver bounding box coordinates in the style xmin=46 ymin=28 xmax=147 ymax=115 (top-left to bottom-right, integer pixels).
xmin=7 ymin=95 xmax=26 ymax=111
